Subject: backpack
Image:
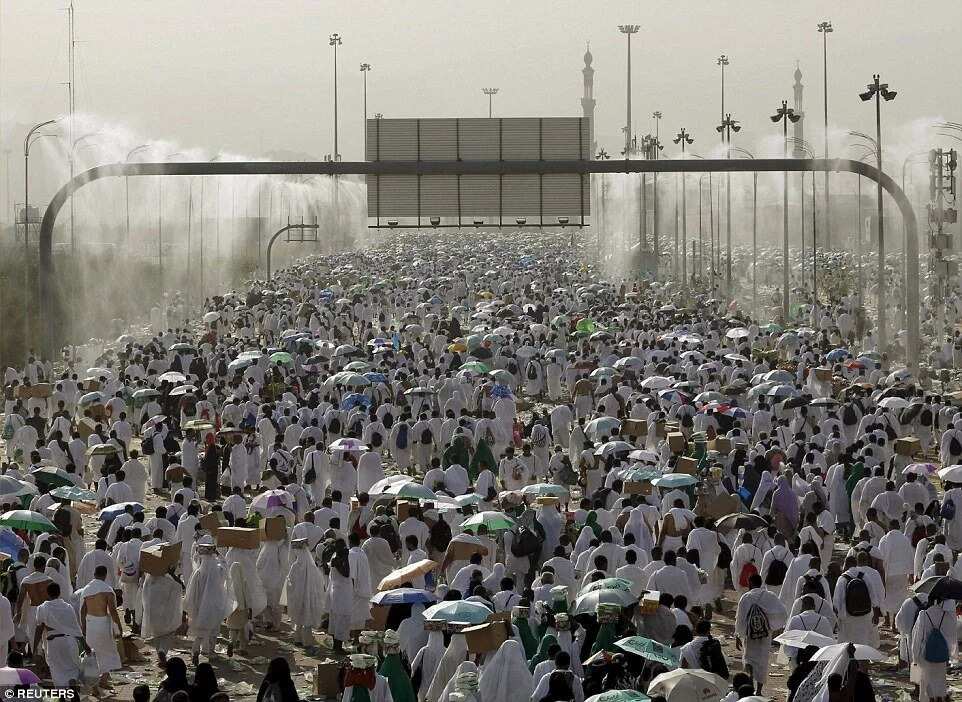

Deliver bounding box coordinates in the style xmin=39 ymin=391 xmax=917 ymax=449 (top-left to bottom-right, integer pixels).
xmin=527 ymin=364 xmax=538 ymax=380
xmin=738 ymin=561 xmax=759 ymax=589
xmin=842 ymin=404 xmax=858 ymax=426
xmin=911 ymin=521 xmax=927 ymax=546
xmin=0 ymin=563 xmax=24 ymax=604
xmin=699 ymin=637 xmax=730 ymax=679
xmin=327 ymin=416 xmax=341 ymax=435
xmin=746 ymin=602 xmax=770 ymax=640
xmin=371 ymin=431 xmax=383 ymax=448
xmin=1 ymin=416 xmax=15 ymax=441
xmin=141 ymin=434 xmax=155 ymax=455
xmin=507 ymin=361 xmax=518 ymax=375
xmin=716 ymin=541 xmax=733 ymax=570
xmin=920 ymin=408 xmax=933 ymax=427
xmin=801 ymin=573 xmax=826 ymax=600
xmin=510 ymin=525 xmax=542 ymax=558
xmin=941 ymin=498 xmax=956 ymax=521
xmin=765 ymin=558 xmax=788 ymax=587
xmin=420 ymin=428 xmax=433 ymax=445
xmin=842 ymin=572 xmax=872 ymax=616
xmin=396 ymin=424 xmax=409 ymax=450
xmin=923 ymin=612 xmax=950 ymax=663
xmin=950 ymin=436 xmax=962 ymax=456
xmin=383 ymin=411 xmax=395 ymax=429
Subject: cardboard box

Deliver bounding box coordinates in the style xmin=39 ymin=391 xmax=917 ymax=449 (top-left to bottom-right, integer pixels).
xmin=261 ymin=515 xmax=287 ymax=541
xmin=814 ymin=367 xmax=833 ymax=382
xmin=694 ymin=492 xmax=741 ymax=520
xmin=199 ymin=512 xmax=226 ymax=532
xmin=710 ymin=437 xmax=732 ymax=454
xmin=215 ymin=527 xmax=260 ymax=549
xmin=895 ymin=437 xmax=921 ymax=457
xmin=535 ymin=496 xmax=560 ymax=507
xmin=16 ymin=383 xmax=53 ymax=399
xmin=77 ymin=417 xmax=98 ymax=441
xmin=396 ymin=500 xmax=413 ymax=522
xmin=639 ymin=591 xmax=660 ymax=614
xmin=624 ymin=481 xmax=652 ymax=496
xmin=445 ymin=539 xmax=488 ymax=563
xmin=82 ymin=379 xmax=102 ymax=392
xmin=667 ymin=432 xmax=686 ymax=454
xmin=368 ymin=604 xmax=390 ymax=631
xmin=313 ymin=661 xmax=342 ymax=699
xmin=165 ymin=465 xmax=186 ymax=482
xmin=675 ymin=456 xmax=698 ymax=475
xmin=117 ymin=635 xmax=146 ymax=664
xmin=140 ymin=541 xmax=182 ymax=576
xmin=623 ymin=419 xmax=647 ymax=438
xmin=464 ymin=619 xmax=511 ymax=653
xmin=88 ymin=404 xmax=106 ymax=421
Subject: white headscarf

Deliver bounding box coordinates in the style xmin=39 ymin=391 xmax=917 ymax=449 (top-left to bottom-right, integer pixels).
xmin=425 ymin=633 xmax=468 ymax=702
xmin=479 ymin=639 xmax=534 ymax=702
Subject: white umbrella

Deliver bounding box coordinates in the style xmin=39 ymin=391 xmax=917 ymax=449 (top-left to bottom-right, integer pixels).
xmin=640 ymin=375 xmax=673 ymax=390
xmin=726 ymin=327 xmax=750 ymax=339
xmin=937 ymin=464 xmax=962 ymax=482
xmin=810 ymin=642 xmax=886 ymax=662
xmin=773 ymin=630 xmax=835 ymax=648
xmin=879 ymin=397 xmax=909 ymax=410
xmin=647 ymin=669 xmax=729 ymax=702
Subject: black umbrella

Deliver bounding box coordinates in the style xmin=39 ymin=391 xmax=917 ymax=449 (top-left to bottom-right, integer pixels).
xmin=469 ymin=347 xmax=493 ymax=360
xmin=715 ymin=512 xmax=768 ymax=532
xmin=782 ymin=396 xmax=810 ymax=410
xmin=929 ymin=577 xmax=962 ymax=602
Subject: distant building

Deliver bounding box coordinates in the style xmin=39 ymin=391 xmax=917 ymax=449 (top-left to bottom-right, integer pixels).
xmin=793 ymin=63 xmax=805 ymax=158
xmin=581 ymin=43 xmax=596 ymax=159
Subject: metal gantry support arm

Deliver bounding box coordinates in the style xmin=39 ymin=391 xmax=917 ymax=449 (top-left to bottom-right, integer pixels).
xmin=37 ymin=157 xmax=920 ymax=372
xmin=265 ymin=223 xmax=320 ymax=279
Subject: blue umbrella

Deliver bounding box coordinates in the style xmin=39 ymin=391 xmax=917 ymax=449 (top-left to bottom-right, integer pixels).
xmin=370 ymin=588 xmax=437 ymax=606
xmin=342 ymin=393 xmax=372 ymax=410
xmin=364 ymin=372 xmax=387 ymax=383
xmin=825 ymin=348 xmax=850 ymax=363
xmin=490 ymin=384 xmax=513 ymax=399
xmin=98 ymin=501 xmax=144 ymax=522
xmin=0 ymin=528 xmax=26 ymax=560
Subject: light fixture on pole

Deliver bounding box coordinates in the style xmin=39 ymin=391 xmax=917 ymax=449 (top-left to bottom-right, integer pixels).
xmin=716 ymin=54 xmax=729 ymax=130
xmin=771 ymin=100 xmax=801 ymax=324
xmin=618 ymin=24 xmax=640 ymax=156
xmin=817 ymin=20 xmax=833 ymax=247
xmin=673 ymin=128 xmax=694 ymax=286
xmin=652 ymin=111 xmax=663 ymax=279
xmin=23 ymin=118 xmax=59 ymax=345
xmin=716 ymin=113 xmax=740 ymax=296
xmin=329 ymin=33 xmax=342 ymax=162
xmin=360 ymin=63 xmax=372 ymax=153
xmin=859 ymin=74 xmax=896 ymax=350
xmin=482 ymin=88 xmax=499 ymax=118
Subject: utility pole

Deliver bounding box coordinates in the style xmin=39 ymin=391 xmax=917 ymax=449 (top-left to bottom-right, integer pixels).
xmin=673 ymin=128 xmax=694 ymax=286
xmin=818 ymin=21 xmax=833 ymax=247
xmin=652 ymin=111 xmax=662 ymax=280
xmin=482 ymin=88 xmax=499 ymax=118
xmin=771 ymin=100 xmax=801 ymax=323
xmin=619 ymin=25 xmax=640 ymax=156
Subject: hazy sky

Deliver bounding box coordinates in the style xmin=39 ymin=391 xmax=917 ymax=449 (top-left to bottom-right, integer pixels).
xmin=3 ymin=0 xmax=961 ymax=174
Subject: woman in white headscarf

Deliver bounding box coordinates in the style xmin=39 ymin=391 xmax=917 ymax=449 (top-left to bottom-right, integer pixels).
xmin=479 ymin=639 xmax=534 ymax=702
xmin=437 ymin=660 xmax=479 ymax=702
xmin=225 ymin=561 xmax=250 ymax=656
xmin=412 ymin=627 xmax=446 ymax=702
xmin=397 ymin=602 xmax=428 ymax=663
xmin=424 ymin=632 xmax=468 ymax=702
xmin=285 ymin=538 xmax=325 ymax=648
xmin=750 ymin=470 xmax=776 ymax=514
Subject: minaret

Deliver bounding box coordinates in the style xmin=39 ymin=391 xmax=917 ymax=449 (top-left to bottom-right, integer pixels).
xmin=792 ymin=62 xmax=805 ymax=158
xmin=581 ymin=43 xmax=596 ymax=159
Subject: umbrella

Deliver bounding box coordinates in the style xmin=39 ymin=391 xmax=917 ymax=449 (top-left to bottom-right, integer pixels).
xmin=724 ymin=353 xmax=751 ymax=363
xmin=31 ymin=467 xmax=75 ymax=489
xmin=765 ymin=384 xmax=800 ymax=398
xmin=370 ymin=588 xmax=437 ymax=606
xmin=97 ymin=502 xmax=145 ymax=522
xmin=826 ymin=348 xmax=850 ymax=362
xmin=0 ymin=510 xmax=57 ymax=533
xmin=0 ymin=529 xmax=28 ymax=560
xmin=912 ymin=576 xmax=962 ymax=601
xmin=774 ymin=630 xmax=836 ymax=648
xmin=343 ymin=360 xmax=370 ymax=372
xmin=78 ymin=392 xmax=105 ymax=407
xmin=0 ymin=477 xmax=37 ymax=499
xmin=627 ymin=449 xmax=660 ymax=464
xmin=270 ymin=351 xmax=294 ymax=365
xmin=715 ymin=513 xmax=767 ymax=532
xmin=329 ymin=438 xmax=369 ymax=453
xmin=460 ymin=361 xmax=491 ymax=374
xmin=251 ymin=489 xmax=295 ymax=514
xmin=363 ymin=372 xmax=387 ymax=384
xmin=488 ymin=369 xmax=515 ymax=385
xmin=879 ymin=397 xmax=909 ymax=410
xmin=404 ymin=386 xmax=438 ymax=396
xmin=594 ymin=441 xmax=634 ymax=458
xmin=203 ymin=311 xmax=220 ymax=324
xmin=132 ymin=388 xmax=161 ymax=400
xmin=810 ymin=643 xmax=886 ymax=662
xmin=640 ymin=376 xmax=673 ymax=390
xmin=936 ymin=464 xmax=962 ymax=483
xmin=86 ymin=367 xmax=115 ymax=380
xmin=810 ymin=397 xmax=839 ymax=407
xmin=341 ymin=393 xmax=372 ymax=411
xmin=157 ymin=371 xmax=187 ymax=384
xmin=651 ymin=474 xmax=699 ymax=489
xmin=169 ymin=343 xmax=197 ymax=353
xmin=49 ymin=485 xmax=98 ymax=504
xmin=520 ymin=483 xmax=570 ymax=499
xmin=590 ymin=367 xmax=619 ymax=380
xmin=86 ymin=443 xmax=119 ymax=457
xmin=903 ymin=462 xmax=938 ymax=477
xmin=647 ymin=669 xmax=729 ymax=702
xmin=489 ymin=384 xmax=513 ymax=399
xmin=586 ymin=692 xmax=651 ymax=702
xmin=694 ymin=391 xmax=725 ymax=405
xmin=228 ymin=357 xmax=256 ymax=372
xmin=614 ymin=636 xmax=680 ymax=668
xmin=183 ymin=419 xmax=215 ymax=431
xmin=760 ymin=369 xmax=794 ymax=384
xmin=613 ymin=357 xmax=644 ymax=371
xmin=581 ymin=578 xmax=635 ymax=594
xmin=380 ymin=481 xmax=439 ymax=502
xmin=726 ymin=327 xmax=750 ymax=339
xmin=571 ymin=588 xmax=637 ymax=615
xmin=378 ymin=559 xmax=438 ymax=591
xmin=460 ymin=511 xmax=517 ymax=533
xmin=334 ymin=372 xmax=371 ymax=388
xmin=422 ymin=600 xmax=492 ymax=625
xmin=584 ymin=416 xmax=622 ymax=439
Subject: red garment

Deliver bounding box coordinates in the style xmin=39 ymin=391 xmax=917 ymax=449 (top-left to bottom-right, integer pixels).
xmin=344 ymin=668 xmax=376 ymax=690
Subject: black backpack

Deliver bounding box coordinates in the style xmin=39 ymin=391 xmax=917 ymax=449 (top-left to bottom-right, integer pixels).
xmin=920 ymin=408 xmax=933 ymax=427
xmin=507 ymin=361 xmax=518 ymax=375
xmin=141 ymin=434 xmax=155 ymax=455
xmin=420 ymin=428 xmax=433 ymax=445
xmin=951 ymin=436 xmax=962 ymax=456
xmin=842 ymin=572 xmax=872 ymax=616
xmin=510 ymin=525 xmax=542 ymax=558
xmin=383 ymin=411 xmax=395 ymax=429
xmin=801 ymin=573 xmax=826 ymax=600
xmin=842 ymin=404 xmax=858 ymax=426
xmin=329 ymin=416 xmax=341 ymax=435
xmin=716 ymin=541 xmax=733 ymax=570
xmin=765 ymin=558 xmax=788 ymax=587
xmin=371 ymin=431 xmax=383 ymax=448
xmin=527 ymin=364 xmax=538 ymax=380
xmin=699 ymin=637 xmax=730 ymax=679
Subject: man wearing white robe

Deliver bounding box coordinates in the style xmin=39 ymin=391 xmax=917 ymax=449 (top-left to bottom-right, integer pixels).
xmin=878 ymin=520 xmax=915 ymax=625
xmin=78 ymin=567 xmax=123 ymax=687
xmin=75 ymin=540 xmax=119 ymax=591
xmin=285 ymin=538 xmax=325 ymax=647
xmin=910 ymin=600 xmax=957 ymax=702
xmin=348 ymin=534 xmax=374 ymax=633
xmin=832 ymin=555 xmax=885 ymax=648
xmin=140 ymin=570 xmax=184 ymax=664
xmin=734 ymin=574 xmax=787 ymax=695
xmin=0 ymin=594 xmax=13 ymax=664
xmin=184 ymin=537 xmax=229 ymax=665
xmin=33 ymin=583 xmax=83 ymax=688
xmin=362 ymin=525 xmax=398 ymax=592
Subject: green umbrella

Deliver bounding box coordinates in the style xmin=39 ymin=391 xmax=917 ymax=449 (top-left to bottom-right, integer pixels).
xmin=0 ymin=509 xmax=57 ymax=533
xmin=132 ymin=388 xmax=161 ymax=401
xmin=270 ymin=351 xmax=294 ymax=365
xmin=520 ymin=483 xmax=570 ymax=499
xmin=586 ymin=692 xmax=652 ymax=702
xmin=422 ymin=600 xmax=492 ymax=625
xmin=31 ymin=467 xmax=75 ymax=490
xmin=460 ymin=361 xmax=491 ymax=374
xmin=615 ymin=636 xmax=681 ymax=668
xmin=49 ymin=486 xmax=98 ymax=504
xmin=460 ymin=511 xmax=517 ymax=533
xmin=488 ymin=369 xmax=514 ymax=384
xmin=580 ymin=578 xmax=635 ymax=595
xmin=343 ymin=360 xmax=370 ymax=372
xmin=576 ymin=318 xmax=597 ymax=333
xmin=651 ymin=474 xmax=699 ymax=489
xmin=379 ymin=481 xmax=439 ymax=502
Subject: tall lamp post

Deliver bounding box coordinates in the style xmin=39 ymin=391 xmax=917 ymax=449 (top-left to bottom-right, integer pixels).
xmin=716 ymin=113 xmax=740 ymax=295
xmin=158 ymin=152 xmax=185 ymax=298
xmin=858 ymin=75 xmax=897 ymax=351
xmin=125 ymin=144 xmax=152 ymax=250
xmin=673 ymin=128 xmax=693 ymax=286
xmin=360 ymin=63 xmax=372 ymax=153
xmin=596 ymin=148 xmax=611 ymax=262
xmin=817 ymin=20 xmax=833 ymax=247
xmin=618 ymin=25 xmax=640 ymax=156
xmin=652 ymin=111 xmax=663 ymax=279
xmin=23 ymin=119 xmax=59 ymax=346
xmin=717 ymin=55 xmax=729 ymax=126
xmin=790 ymin=137 xmax=819 ymax=302
xmin=771 ymin=100 xmax=801 ymax=323
xmin=329 ymin=33 xmax=342 ymax=162
xmin=482 ymin=88 xmax=499 ymax=118
xmin=731 ymin=146 xmax=757 ymax=318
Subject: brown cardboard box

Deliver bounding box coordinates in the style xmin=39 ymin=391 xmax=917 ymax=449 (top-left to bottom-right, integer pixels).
xmin=368 ymin=604 xmax=390 ymax=631
xmin=895 ymin=436 xmax=921 ymax=457
xmin=313 ymin=661 xmax=342 ymax=699
xmin=140 ymin=541 xmax=182 ymax=576
xmin=199 ymin=512 xmax=225 ymax=532
xmin=16 ymin=383 xmax=53 ymax=399
xmin=116 ymin=635 xmax=146 ymax=664
xmin=814 ymin=367 xmax=833 ymax=382
xmin=675 ymin=456 xmax=698 ymax=475
xmin=464 ymin=619 xmax=511 ymax=653
xmin=396 ymin=500 xmax=413 ymax=522
xmin=710 ymin=437 xmax=732 ymax=454
xmin=88 ymin=404 xmax=107 ymax=421
xmin=694 ymin=492 xmax=741 ymax=520
xmin=535 ymin=496 xmax=560 ymax=507
xmin=77 ymin=417 xmax=98 ymax=441
xmin=215 ymin=527 xmax=261 ymax=549
xmin=623 ymin=419 xmax=647 ymax=438
xmin=639 ymin=591 xmax=660 ymax=614
xmin=165 ymin=465 xmax=186 ymax=482
xmin=261 ymin=516 xmax=287 ymax=541
xmin=445 ymin=539 xmax=488 ymax=563
xmin=624 ymin=481 xmax=652 ymax=496
xmin=667 ymin=432 xmax=686 ymax=454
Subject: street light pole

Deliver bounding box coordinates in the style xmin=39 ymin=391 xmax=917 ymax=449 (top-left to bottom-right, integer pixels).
xmin=652 ymin=111 xmax=662 ymax=279
xmin=23 ymin=119 xmax=58 ymax=347
xmin=732 ymin=147 xmax=756 ymax=318
xmin=673 ymin=128 xmax=694 ymax=287
xmin=859 ymin=74 xmax=897 ymax=351
xmin=330 ymin=33 xmax=342 ymax=161
xmin=619 ymin=25 xmax=640 ymax=156
xmin=771 ymin=100 xmax=801 ymax=323
xmin=360 ymin=63 xmax=372 ymax=153
xmin=716 ymin=113 xmax=740 ymax=297
xmin=818 ymin=21 xmax=833 ymax=248
xmin=482 ymin=88 xmax=499 ymax=118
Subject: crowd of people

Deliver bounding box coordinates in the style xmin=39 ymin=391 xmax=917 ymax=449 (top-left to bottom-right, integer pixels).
xmin=0 ymin=230 xmax=961 ymax=702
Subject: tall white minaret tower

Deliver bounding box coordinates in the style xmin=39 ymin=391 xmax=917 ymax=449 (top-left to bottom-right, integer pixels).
xmin=793 ymin=62 xmax=805 ymax=158
xmin=581 ymin=43 xmax=596 ymax=159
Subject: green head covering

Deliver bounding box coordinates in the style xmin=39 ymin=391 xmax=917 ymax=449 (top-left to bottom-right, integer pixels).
xmin=527 ymin=633 xmax=558 ymax=673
